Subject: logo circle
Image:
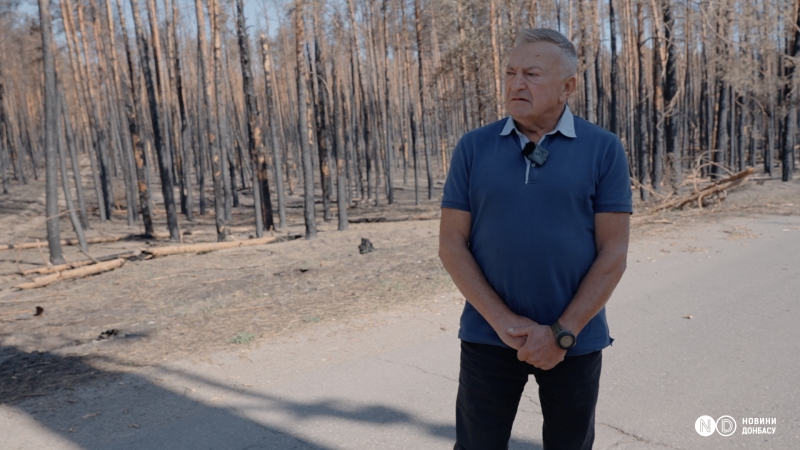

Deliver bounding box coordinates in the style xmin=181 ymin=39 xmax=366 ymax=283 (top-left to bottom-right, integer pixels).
xmin=716 ymin=415 xmax=737 ymax=437
xmin=695 ymin=415 xmax=716 ymax=437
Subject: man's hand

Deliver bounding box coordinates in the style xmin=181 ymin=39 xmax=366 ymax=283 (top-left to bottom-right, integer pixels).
xmin=492 ymin=315 xmax=538 ymax=350
xmin=507 ymin=324 xmax=567 ymax=370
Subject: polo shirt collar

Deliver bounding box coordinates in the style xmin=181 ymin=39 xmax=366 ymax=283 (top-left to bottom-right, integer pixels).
xmin=499 ymin=104 xmax=577 ymax=141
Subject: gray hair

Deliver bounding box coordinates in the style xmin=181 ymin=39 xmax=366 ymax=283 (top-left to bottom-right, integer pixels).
xmin=514 ymin=28 xmax=578 ymax=77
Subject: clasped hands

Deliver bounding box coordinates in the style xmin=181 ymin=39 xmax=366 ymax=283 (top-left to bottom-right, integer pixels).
xmin=497 ymin=317 xmax=567 ymax=370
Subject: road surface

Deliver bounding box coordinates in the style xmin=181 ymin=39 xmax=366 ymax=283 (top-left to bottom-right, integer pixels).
xmin=1 ymin=215 xmax=798 ymax=449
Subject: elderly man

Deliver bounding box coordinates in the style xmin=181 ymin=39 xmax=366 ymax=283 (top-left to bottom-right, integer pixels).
xmin=439 ymin=28 xmax=632 ymax=450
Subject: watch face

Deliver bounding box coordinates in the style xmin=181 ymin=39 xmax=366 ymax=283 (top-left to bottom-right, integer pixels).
xmin=558 ymin=334 xmax=575 ymax=349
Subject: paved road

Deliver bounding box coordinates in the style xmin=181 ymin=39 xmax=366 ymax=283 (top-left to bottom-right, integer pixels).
xmin=2 ymin=215 xmax=799 ymax=449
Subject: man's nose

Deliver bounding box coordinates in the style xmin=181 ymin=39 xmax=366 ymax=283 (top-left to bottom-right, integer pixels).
xmin=510 ymin=73 xmax=526 ymax=91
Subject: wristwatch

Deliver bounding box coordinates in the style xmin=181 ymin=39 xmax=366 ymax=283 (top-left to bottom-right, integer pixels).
xmin=550 ymin=321 xmax=576 ymax=350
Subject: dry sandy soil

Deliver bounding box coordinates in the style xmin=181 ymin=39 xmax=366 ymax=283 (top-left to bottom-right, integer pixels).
xmin=1 ymin=171 xmax=798 ymax=405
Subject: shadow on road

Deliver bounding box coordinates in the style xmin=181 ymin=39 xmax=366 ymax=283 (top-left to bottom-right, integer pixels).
xmin=0 ymin=345 xmax=544 ymax=449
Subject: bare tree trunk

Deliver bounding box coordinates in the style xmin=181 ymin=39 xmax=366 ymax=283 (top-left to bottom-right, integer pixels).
xmin=309 ymin=23 xmax=333 ymax=219
xmin=166 ymin=0 xmax=193 ymax=218
xmin=456 ymin=0 xmax=472 ymax=132
xmin=58 ymin=92 xmax=87 ymax=252
xmin=37 ymin=0 xmax=65 ymax=265
xmin=781 ymin=0 xmax=800 ymax=182
xmin=60 ymin=86 xmax=91 ymax=231
xmin=61 ymin=0 xmax=104 ymax=221
xmin=115 ymin=0 xmax=154 ymax=235
xmin=490 ymin=0 xmax=503 ymax=120
xmin=636 ymin=0 xmax=649 ymax=201
xmin=76 ymin=1 xmax=115 ymax=221
xmin=580 ymin=0 xmax=597 ymax=123
xmin=89 ymin=0 xmax=133 ymax=225
xmin=651 ymin=0 xmax=665 ymax=193
xmin=261 ymin=34 xmax=287 ymax=230
xmin=662 ymin=0 xmax=681 ymax=190
xmin=609 ymin=0 xmax=618 ymax=135
xmin=380 ymin=0 xmax=394 ymax=205
xmin=712 ymin=11 xmax=731 ymax=181
xmin=296 ymin=0 xmax=316 ymax=239
xmin=1 ymin=58 xmax=11 ymax=194
xmin=130 ymin=0 xmax=180 ymax=240
xmin=236 ymin=0 xmax=273 ymax=234
xmin=332 ymin=49 xmax=348 ymax=231
xmin=400 ymin=0 xmax=419 ymax=205
xmin=414 ymin=0 xmax=433 ymax=200
xmin=194 ymin=0 xmax=225 ymax=240
xmin=0 ymin=135 xmax=9 ymax=194
xmin=347 ymin=0 xmax=368 ymax=201
xmin=209 ymin=0 xmax=232 ymax=221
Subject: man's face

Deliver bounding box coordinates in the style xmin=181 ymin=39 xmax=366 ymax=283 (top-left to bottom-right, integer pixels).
xmin=504 ymin=41 xmax=575 ymax=125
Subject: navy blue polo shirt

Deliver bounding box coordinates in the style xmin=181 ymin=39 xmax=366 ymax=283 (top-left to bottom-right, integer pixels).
xmin=441 ymin=111 xmax=633 ymax=356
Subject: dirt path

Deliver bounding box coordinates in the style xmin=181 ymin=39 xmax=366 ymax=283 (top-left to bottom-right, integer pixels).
xmin=0 ymin=172 xmax=800 ymax=448
xmin=1 ymin=213 xmax=798 ymax=449
xmin=0 ymin=175 xmax=798 ymax=407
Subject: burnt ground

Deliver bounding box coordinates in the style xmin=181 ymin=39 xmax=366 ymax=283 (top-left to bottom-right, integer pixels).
xmin=1 ymin=167 xmax=798 ymax=405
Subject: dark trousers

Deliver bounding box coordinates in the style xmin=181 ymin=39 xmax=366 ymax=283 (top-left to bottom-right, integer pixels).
xmin=454 ymin=341 xmax=602 ymax=450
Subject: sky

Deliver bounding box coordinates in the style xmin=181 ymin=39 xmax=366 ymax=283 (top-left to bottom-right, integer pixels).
xmin=14 ymin=0 xmax=286 ymax=41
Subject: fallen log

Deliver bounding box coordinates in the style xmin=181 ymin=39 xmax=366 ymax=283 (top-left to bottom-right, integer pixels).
xmin=0 ymin=235 xmax=124 ymax=251
xmin=1 ymin=230 xmax=208 ymax=252
xmin=651 ymin=168 xmax=754 ymax=212
xmin=348 ymin=214 xmax=440 ymax=224
xmin=142 ymin=236 xmax=277 ymax=257
xmin=19 ymin=250 xmax=141 ymax=276
xmin=15 ymin=259 xmax=126 ymax=290
xmin=150 ymin=230 xmax=206 ymax=239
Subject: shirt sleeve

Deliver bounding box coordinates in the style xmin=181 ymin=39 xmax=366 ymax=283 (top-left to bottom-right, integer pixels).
xmin=441 ymin=138 xmax=471 ymax=212
xmin=593 ymin=137 xmax=633 ymax=214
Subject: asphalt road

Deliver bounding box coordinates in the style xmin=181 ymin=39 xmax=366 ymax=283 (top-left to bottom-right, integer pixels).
xmin=1 ymin=215 xmax=798 ymax=450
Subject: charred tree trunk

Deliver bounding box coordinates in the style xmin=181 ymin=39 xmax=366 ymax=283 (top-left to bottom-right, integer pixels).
xmin=75 ymin=2 xmax=115 ymax=221
xmin=781 ymin=0 xmax=800 ymax=182
xmin=490 ymin=0 xmax=503 ymax=120
xmin=58 ymin=92 xmax=88 ymax=252
xmin=37 ymin=0 xmax=65 ymax=264
xmin=662 ymin=0 xmax=681 ymax=190
xmin=414 ymin=0 xmax=433 ymax=200
xmin=310 ymin=32 xmax=333 ymax=220
xmin=651 ymin=5 xmax=665 ymax=193
xmin=236 ymin=0 xmax=273 ymax=234
xmin=0 ymin=48 xmax=10 ymax=194
xmin=168 ymin=0 xmax=193 ymax=218
xmin=295 ymin=0 xmax=317 ymax=239
xmin=209 ymin=0 xmax=233 ymax=221
xmin=636 ymin=0 xmax=649 ymax=201
xmin=332 ymin=51 xmax=348 ymax=231
xmin=261 ymin=34 xmax=287 ymax=230
xmin=194 ymin=0 xmax=225 ymax=240
xmin=579 ymin=0 xmax=597 ymax=124
xmin=609 ymin=0 xmax=619 ymax=135
xmin=60 ymin=87 xmax=91 ymax=232
xmin=115 ymin=0 xmax=154 ymax=235
xmin=130 ymin=0 xmax=180 ymax=240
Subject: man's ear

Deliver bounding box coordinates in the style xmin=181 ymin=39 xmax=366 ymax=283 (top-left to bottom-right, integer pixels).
xmin=561 ymin=75 xmax=577 ymax=101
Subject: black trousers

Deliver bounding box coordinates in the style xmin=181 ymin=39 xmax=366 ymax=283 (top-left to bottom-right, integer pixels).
xmin=454 ymin=341 xmax=602 ymax=450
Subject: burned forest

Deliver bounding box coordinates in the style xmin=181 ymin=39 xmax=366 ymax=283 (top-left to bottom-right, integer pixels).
xmin=0 ymin=0 xmax=799 ymax=265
